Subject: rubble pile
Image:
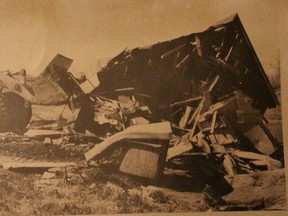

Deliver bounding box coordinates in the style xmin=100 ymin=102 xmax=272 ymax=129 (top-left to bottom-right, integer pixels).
xmin=83 ymin=14 xmax=282 ymax=167
xmin=0 ymin=14 xmax=284 ymax=208
xmin=79 ymin=14 xmax=283 ymax=201
xmin=74 ymin=88 xmax=152 ymax=138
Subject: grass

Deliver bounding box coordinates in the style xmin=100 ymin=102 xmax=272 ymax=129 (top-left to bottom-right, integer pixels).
xmin=0 ymin=164 xmax=209 ymax=215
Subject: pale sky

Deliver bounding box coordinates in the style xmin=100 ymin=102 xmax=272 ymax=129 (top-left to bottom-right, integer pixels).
xmin=0 ymin=0 xmax=287 ymax=77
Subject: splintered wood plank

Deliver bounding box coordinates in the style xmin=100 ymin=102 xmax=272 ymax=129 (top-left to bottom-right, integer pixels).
xmin=179 ymin=106 xmax=193 ymax=128
xmin=2 ymin=162 xmax=77 ymax=170
xmin=210 ymin=111 xmax=218 ymax=134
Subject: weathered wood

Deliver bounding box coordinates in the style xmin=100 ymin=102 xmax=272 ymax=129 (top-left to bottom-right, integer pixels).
xmin=161 ymin=44 xmax=186 ymax=59
xmin=0 ymin=73 xmax=38 ymax=104
xmin=166 ymin=139 xmax=193 ymax=161
xmin=2 ymin=162 xmax=77 ymax=170
xmin=120 ymin=148 xmax=160 ymax=179
xmin=176 ymin=54 xmax=190 ymax=69
xmin=236 ymin=109 xmax=261 ymax=124
xmin=179 ymin=106 xmax=193 ymax=128
xmin=84 ymin=122 xmax=172 ymax=161
xmin=210 ymin=111 xmax=218 ymax=134
xmin=233 ymin=151 xmax=268 ymax=161
xmin=244 ymin=125 xmax=276 ymax=155
xmin=195 ymin=35 xmax=202 ymax=56
xmin=170 ymin=96 xmax=202 ymax=108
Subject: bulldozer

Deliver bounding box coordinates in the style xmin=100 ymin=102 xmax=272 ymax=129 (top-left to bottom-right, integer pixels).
xmin=0 ymin=54 xmax=98 ymax=134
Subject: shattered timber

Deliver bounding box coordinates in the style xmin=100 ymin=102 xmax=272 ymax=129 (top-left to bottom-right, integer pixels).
xmin=0 ymin=14 xmax=286 ymax=213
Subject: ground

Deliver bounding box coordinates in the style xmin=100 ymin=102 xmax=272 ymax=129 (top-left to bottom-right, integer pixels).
xmin=0 ymin=142 xmax=210 ymax=215
xmin=0 ymin=88 xmax=286 ymax=215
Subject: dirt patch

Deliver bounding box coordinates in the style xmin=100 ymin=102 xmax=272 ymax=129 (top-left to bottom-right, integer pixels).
xmin=224 ymin=169 xmax=287 ymax=210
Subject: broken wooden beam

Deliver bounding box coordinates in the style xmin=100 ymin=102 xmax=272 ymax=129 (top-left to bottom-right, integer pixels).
xmin=195 ymin=35 xmax=202 ymax=57
xmin=2 ymin=162 xmax=77 ymax=172
xmin=24 ymin=129 xmax=63 ymax=138
xmin=170 ymin=96 xmax=203 ymax=108
xmin=161 ymin=44 xmax=187 ymax=59
xmin=179 ymin=106 xmax=193 ymax=128
xmin=210 ymin=111 xmax=218 ymax=134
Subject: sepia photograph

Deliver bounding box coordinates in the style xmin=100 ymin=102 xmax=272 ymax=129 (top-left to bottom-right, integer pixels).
xmin=0 ymin=0 xmax=287 ymax=215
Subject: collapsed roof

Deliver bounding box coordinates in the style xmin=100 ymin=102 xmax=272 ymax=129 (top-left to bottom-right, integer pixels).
xmin=92 ymin=14 xmax=278 ymax=117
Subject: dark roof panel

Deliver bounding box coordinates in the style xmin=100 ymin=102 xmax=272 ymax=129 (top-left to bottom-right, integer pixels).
xmin=93 ymin=14 xmax=278 ymax=114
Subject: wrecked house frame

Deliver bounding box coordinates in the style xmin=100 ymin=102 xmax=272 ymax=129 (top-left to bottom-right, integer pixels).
xmin=92 ymin=14 xmax=278 ymax=114
xmin=0 ymin=13 xmax=283 ymax=206
xmin=82 ymin=14 xmax=283 ymax=201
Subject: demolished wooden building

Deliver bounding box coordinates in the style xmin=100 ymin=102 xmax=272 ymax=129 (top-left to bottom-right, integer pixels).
xmin=84 ymin=14 xmax=282 ymax=187
xmin=92 ymin=14 xmax=278 ymax=117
